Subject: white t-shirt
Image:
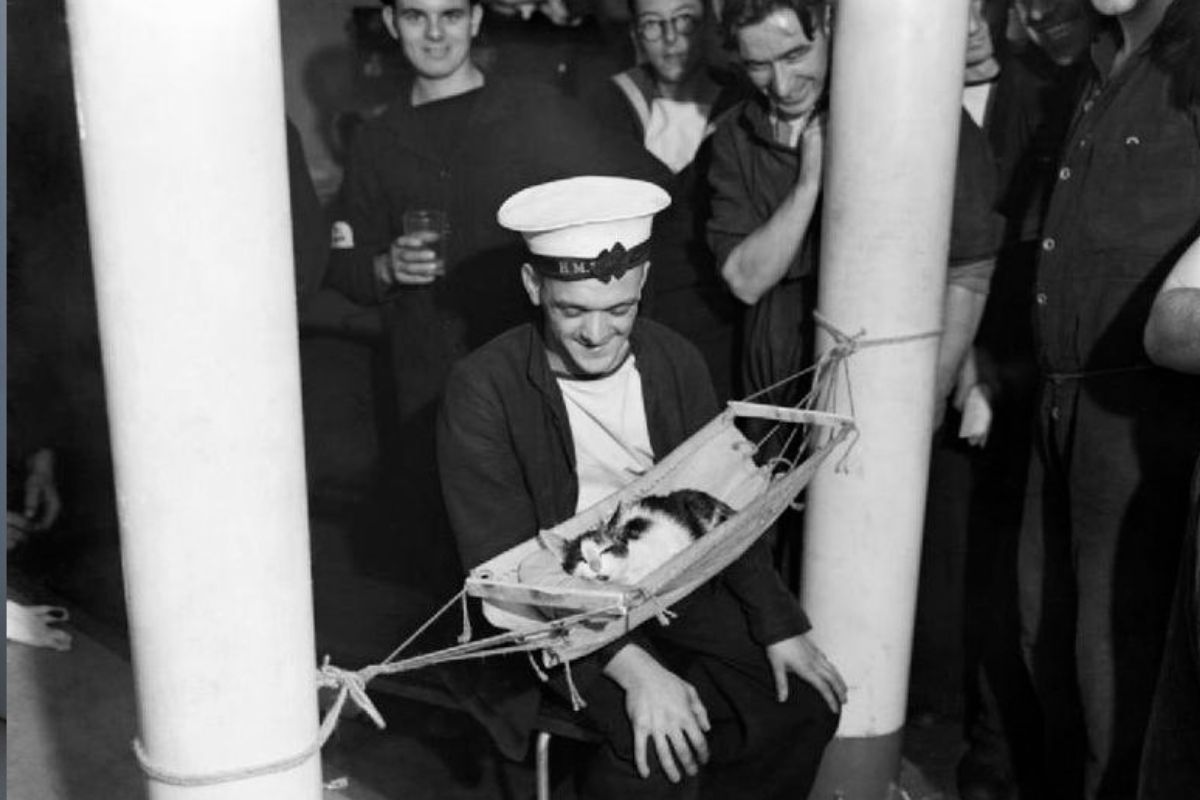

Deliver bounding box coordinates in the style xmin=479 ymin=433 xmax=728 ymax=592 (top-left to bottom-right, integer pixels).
xmin=644 ymin=96 xmax=715 ymax=173
xmin=612 ymin=70 xmax=722 ymax=174
xmin=557 ymin=356 xmax=654 ymax=512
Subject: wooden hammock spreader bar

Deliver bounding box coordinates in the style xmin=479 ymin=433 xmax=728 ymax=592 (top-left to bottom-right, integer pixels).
xmin=463 ymin=575 xmax=635 ymax=613
xmin=726 ymin=401 xmax=855 ymax=429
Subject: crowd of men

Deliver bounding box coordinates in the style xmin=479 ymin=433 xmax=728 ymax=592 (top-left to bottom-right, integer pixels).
xmin=304 ymin=0 xmax=1200 ymax=798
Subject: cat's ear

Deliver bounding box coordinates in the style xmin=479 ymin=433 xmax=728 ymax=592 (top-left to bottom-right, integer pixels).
xmin=604 ymin=503 xmax=623 ymax=530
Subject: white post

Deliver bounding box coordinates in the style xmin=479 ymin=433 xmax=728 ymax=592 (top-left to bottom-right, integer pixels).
xmin=802 ymin=0 xmax=968 ymax=796
xmin=65 ymin=2 xmax=322 ymax=797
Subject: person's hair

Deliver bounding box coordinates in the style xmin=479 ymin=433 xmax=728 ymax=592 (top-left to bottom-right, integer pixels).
xmin=379 ymin=0 xmax=482 ymax=8
xmin=1151 ymin=0 xmax=1200 ymax=110
xmin=625 ymin=0 xmax=709 ymax=19
xmin=720 ymin=0 xmax=826 ymax=48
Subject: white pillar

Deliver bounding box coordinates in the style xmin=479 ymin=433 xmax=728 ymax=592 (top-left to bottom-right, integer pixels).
xmin=65 ymin=2 xmax=322 ymax=797
xmin=802 ymin=0 xmax=968 ymax=796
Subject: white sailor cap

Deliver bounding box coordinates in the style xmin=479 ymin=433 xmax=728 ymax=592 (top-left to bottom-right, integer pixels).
xmin=497 ymin=176 xmax=671 ymax=282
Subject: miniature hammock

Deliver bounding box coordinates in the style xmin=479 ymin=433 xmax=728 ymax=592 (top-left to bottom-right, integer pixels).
xmin=321 ymin=342 xmax=858 ymax=696
xmin=463 ymin=335 xmax=857 ymax=666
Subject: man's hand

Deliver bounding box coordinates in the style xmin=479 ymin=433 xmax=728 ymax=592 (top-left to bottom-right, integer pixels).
xmin=8 ymin=511 xmax=31 ymax=551
xmin=23 ymin=448 xmax=62 ymax=532
xmin=373 ymin=232 xmax=444 ymax=289
xmin=604 ymin=644 xmax=711 ymax=782
xmin=797 ymin=111 xmax=826 ymax=187
xmin=765 ymin=634 xmax=847 ymax=714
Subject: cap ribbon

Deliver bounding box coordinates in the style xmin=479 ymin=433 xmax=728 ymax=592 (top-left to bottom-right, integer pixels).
xmin=527 ymin=240 xmax=651 ymax=283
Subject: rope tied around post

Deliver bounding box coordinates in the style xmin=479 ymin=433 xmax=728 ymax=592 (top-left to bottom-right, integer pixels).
xmin=129 ymin=588 xmax=631 ymax=787
xmin=131 ymin=659 xmax=392 ymax=788
xmin=812 ymin=308 xmax=943 ymax=354
xmin=318 ymin=658 xmax=389 ymax=733
xmin=810 ymin=309 xmax=943 ymax=472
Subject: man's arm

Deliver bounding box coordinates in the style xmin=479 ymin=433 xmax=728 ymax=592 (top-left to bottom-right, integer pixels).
xmin=935 ymin=262 xmax=993 ymax=424
xmin=721 ymin=540 xmax=846 ymax=712
xmin=602 ymin=643 xmax=712 ymax=782
xmin=711 ymin=115 xmax=823 ymax=305
xmin=437 ymin=363 xmax=542 ymax=568
xmin=1144 ymin=235 xmax=1200 ymax=374
xmin=937 ymin=112 xmax=999 ymax=422
xmin=324 ymin=125 xmax=447 ymax=304
xmin=325 ymin=131 xmax=395 ymax=306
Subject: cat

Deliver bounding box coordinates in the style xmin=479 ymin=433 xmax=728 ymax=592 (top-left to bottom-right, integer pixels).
xmin=558 ymin=489 xmax=735 ymax=585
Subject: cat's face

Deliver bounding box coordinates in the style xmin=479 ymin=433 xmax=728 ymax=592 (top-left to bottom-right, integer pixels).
xmin=559 ymin=502 xmax=693 ymax=585
xmin=561 ymin=506 xmax=631 ymax=582
xmin=563 ymin=533 xmax=627 ymax=582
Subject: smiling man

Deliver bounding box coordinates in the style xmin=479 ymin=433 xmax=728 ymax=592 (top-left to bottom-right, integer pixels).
xmin=438 ymin=176 xmax=845 ymax=798
xmin=705 ymin=0 xmax=830 ymax=410
xmin=710 ymin=0 xmax=999 ymax=416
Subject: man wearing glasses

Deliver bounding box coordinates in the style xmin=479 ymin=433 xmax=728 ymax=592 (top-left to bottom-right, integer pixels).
xmin=587 ymin=0 xmax=750 ymax=400
xmin=595 ymin=0 xmax=739 ymax=174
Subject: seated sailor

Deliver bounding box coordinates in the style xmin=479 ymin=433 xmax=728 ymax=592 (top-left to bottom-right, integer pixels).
xmin=437 ymin=175 xmax=846 ymax=798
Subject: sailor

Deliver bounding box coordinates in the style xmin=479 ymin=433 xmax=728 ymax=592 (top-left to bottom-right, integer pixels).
xmin=437 ymin=176 xmax=846 ymax=798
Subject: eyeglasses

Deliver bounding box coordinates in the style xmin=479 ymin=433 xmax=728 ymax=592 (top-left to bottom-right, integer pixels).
xmin=636 ymin=13 xmax=700 ymax=42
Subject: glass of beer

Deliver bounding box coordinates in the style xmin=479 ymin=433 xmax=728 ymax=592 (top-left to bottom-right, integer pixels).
xmin=402 ymin=209 xmax=450 ymax=276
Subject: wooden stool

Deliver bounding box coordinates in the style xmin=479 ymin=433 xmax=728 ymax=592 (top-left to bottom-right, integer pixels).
xmin=374 ymin=671 xmax=602 ymax=800
xmin=528 ymin=694 xmax=603 ymax=800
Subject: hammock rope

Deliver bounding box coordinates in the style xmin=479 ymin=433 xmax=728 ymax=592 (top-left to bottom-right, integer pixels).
xmin=130 ymin=594 xmax=628 ymax=788
xmin=130 ymin=310 xmax=936 ymax=789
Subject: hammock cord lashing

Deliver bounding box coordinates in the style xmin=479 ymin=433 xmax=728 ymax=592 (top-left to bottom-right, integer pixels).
xmin=129 ymin=312 xmax=936 ymax=789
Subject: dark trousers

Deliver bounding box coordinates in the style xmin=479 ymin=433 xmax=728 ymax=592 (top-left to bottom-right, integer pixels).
xmin=1138 ymin=460 xmax=1200 ymax=799
xmin=553 ymin=580 xmax=838 ymax=800
xmin=1018 ymin=373 xmax=1199 ymax=800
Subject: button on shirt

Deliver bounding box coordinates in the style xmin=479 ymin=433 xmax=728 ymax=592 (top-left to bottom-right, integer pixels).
xmin=1034 ymin=28 xmax=1200 ymax=374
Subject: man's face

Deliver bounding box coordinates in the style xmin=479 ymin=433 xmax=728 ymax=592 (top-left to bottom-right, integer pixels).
xmin=383 ymin=0 xmax=482 ymax=82
xmin=1014 ymin=0 xmax=1092 ymax=65
xmin=634 ymin=0 xmax=708 ymax=86
xmin=965 ymin=0 xmax=996 ymax=70
xmin=523 ymin=265 xmax=648 ymax=377
xmin=735 ymin=8 xmax=829 ymax=120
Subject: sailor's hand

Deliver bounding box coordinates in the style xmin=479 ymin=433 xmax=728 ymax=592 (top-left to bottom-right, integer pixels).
xmin=766 ymin=634 xmax=847 ymax=714
xmin=604 ymin=644 xmax=710 ymax=782
xmin=798 ymin=111 xmax=826 ymax=188
xmin=8 ymin=511 xmax=31 ymax=551
xmin=373 ymin=233 xmax=444 ymax=288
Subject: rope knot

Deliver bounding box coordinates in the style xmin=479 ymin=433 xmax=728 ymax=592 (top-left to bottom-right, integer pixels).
xmin=318 ymin=658 xmax=387 ymax=733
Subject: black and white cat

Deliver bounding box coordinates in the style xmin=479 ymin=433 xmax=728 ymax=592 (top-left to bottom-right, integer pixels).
xmin=558 ymin=489 xmax=735 ymax=585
